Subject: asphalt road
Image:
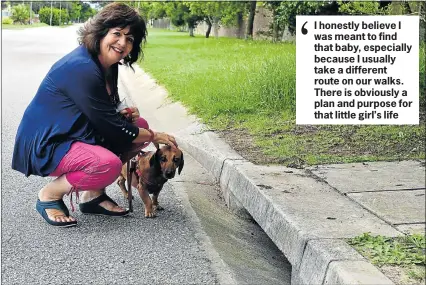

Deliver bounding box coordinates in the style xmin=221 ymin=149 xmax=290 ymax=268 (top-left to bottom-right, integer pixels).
xmin=1 ymin=26 xmax=291 ymax=285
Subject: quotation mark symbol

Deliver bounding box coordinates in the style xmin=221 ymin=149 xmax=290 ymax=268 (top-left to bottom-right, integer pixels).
xmin=302 ymin=21 xmax=308 ymax=35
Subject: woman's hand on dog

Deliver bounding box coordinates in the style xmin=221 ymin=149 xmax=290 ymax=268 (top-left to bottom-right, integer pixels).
xmin=119 ymin=107 xmax=140 ymax=123
xmin=153 ymin=132 xmax=178 ymax=148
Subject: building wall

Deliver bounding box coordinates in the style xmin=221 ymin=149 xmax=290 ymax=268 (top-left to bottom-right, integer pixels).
xmin=2 ymin=10 xmax=11 ymax=17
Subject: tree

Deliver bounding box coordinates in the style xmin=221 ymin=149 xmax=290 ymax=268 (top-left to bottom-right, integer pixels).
xmin=164 ymin=2 xmax=186 ymax=29
xmin=337 ymin=0 xmax=389 ymax=15
xmin=11 ymin=4 xmax=29 ymax=24
xmin=147 ymin=2 xmax=167 ymax=20
xmin=182 ymin=4 xmax=203 ymax=37
xmin=187 ymin=2 xmax=245 ymax=38
xmin=185 ymin=2 xmax=209 ymax=37
xmin=379 ymin=1 xmax=393 ymax=9
xmin=2 ymin=1 xmax=10 ymax=10
xmin=30 ymin=1 xmax=50 ymax=14
xmin=224 ymin=2 xmax=248 ymax=39
xmin=80 ymin=2 xmax=96 ymax=22
xmin=219 ymin=2 xmax=246 ymax=27
xmin=274 ymin=1 xmax=337 ymax=37
xmin=38 ymin=6 xmax=67 ymax=26
xmin=69 ymin=2 xmax=82 ymax=23
xmin=163 ymin=2 xmax=203 ymax=36
xmin=38 ymin=6 xmax=50 ymax=25
xmin=185 ymin=13 xmax=203 ymax=37
xmin=136 ymin=2 xmax=154 ymax=22
xmin=59 ymin=8 xmax=69 ymax=25
xmin=188 ymin=2 xmax=224 ymax=38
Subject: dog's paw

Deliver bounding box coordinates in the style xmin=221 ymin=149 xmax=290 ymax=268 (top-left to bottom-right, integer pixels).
xmin=144 ymin=210 xmax=156 ymax=218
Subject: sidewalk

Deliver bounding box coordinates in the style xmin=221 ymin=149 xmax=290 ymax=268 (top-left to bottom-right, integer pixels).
xmin=119 ymin=65 xmax=425 ymax=285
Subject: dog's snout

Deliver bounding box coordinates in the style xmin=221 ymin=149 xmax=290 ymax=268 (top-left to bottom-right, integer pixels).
xmin=165 ymin=170 xmax=175 ymax=179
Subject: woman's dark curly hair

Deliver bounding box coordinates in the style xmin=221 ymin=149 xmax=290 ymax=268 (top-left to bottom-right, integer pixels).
xmin=77 ymin=2 xmax=147 ymax=68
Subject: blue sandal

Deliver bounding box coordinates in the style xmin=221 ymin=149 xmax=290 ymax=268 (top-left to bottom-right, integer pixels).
xmin=36 ymin=199 xmax=77 ymax=227
xmin=79 ymin=193 xmax=129 ymax=217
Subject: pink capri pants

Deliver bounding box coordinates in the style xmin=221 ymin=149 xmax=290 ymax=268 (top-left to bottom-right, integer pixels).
xmin=49 ymin=118 xmax=149 ymax=192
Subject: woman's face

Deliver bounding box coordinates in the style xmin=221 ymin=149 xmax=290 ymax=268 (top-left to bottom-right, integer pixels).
xmin=99 ymin=26 xmax=134 ymax=68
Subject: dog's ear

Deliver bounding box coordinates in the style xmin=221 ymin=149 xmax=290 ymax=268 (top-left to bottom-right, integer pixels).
xmin=149 ymin=149 xmax=161 ymax=169
xmin=178 ymin=152 xmax=184 ymax=175
xmin=153 ymin=142 xmax=160 ymax=150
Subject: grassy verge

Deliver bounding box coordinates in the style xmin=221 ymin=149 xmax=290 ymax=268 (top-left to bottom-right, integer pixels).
xmin=1 ymin=23 xmax=50 ymax=29
xmin=348 ymin=233 xmax=425 ymax=284
xmin=140 ymin=29 xmax=425 ymax=166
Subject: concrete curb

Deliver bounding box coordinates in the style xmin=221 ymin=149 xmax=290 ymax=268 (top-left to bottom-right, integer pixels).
xmin=118 ymin=67 xmax=395 ymax=285
xmin=175 ymin=130 xmax=395 ymax=285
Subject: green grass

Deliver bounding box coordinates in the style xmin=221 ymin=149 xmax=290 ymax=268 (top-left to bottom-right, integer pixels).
xmin=139 ymin=29 xmax=425 ymax=166
xmin=348 ymin=233 xmax=425 ymax=284
xmin=1 ymin=23 xmax=50 ymax=29
xmin=348 ymin=233 xmax=425 ymax=266
xmin=141 ymin=30 xmax=295 ymax=118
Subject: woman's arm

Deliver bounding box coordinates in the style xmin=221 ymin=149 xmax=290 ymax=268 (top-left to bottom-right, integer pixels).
xmin=59 ymin=62 xmax=139 ymax=147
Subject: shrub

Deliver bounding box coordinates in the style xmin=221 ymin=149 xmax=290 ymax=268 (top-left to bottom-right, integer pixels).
xmin=2 ymin=17 xmax=13 ymax=25
xmin=58 ymin=8 xmax=69 ymax=25
xmin=38 ymin=7 xmax=51 ymax=25
xmin=11 ymin=4 xmax=29 ymax=24
xmin=38 ymin=7 xmax=67 ymax=26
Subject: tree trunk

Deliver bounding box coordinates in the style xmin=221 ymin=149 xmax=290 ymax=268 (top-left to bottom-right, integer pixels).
xmin=245 ymin=1 xmax=256 ymax=39
xmin=189 ymin=27 xmax=194 ymax=37
xmin=205 ymin=17 xmax=212 ymax=38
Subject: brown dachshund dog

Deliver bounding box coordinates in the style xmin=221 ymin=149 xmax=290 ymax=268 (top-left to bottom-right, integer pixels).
xmin=117 ymin=145 xmax=184 ymax=218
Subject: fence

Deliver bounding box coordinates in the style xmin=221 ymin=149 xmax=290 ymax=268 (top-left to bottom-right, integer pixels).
xmin=151 ymin=7 xmax=295 ymax=42
xmin=151 ymin=6 xmax=425 ymax=42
